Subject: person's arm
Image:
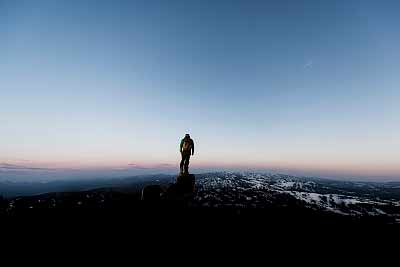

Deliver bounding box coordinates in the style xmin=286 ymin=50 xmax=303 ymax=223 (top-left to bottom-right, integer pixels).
xmin=180 ymin=139 xmax=183 ymax=153
xmin=191 ymin=139 xmax=194 ymax=155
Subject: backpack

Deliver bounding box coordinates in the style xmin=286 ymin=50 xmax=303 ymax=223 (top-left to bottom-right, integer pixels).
xmin=182 ymin=139 xmax=192 ymax=151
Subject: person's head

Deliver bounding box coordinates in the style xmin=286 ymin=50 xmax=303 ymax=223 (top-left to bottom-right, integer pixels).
xmin=185 ymin=133 xmax=190 ymax=139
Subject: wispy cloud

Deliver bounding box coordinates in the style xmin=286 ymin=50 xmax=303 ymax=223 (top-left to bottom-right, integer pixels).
xmin=0 ymin=163 xmax=55 ymax=171
xmin=158 ymin=163 xmax=174 ymax=167
xmin=127 ymin=163 xmax=152 ymax=170
xmin=303 ymin=60 xmax=313 ymax=69
xmin=127 ymin=163 xmax=175 ymax=170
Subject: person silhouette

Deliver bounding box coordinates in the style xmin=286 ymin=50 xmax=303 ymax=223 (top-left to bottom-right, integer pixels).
xmin=179 ymin=134 xmax=194 ymax=174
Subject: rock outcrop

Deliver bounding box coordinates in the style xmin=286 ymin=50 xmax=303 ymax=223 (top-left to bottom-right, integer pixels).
xmin=141 ymin=184 xmax=163 ymax=202
xmin=141 ymin=173 xmax=195 ymax=203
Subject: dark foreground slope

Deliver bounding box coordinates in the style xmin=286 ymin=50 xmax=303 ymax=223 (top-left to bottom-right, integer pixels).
xmin=2 ymin=173 xmax=399 ymax=256
xmin=2 ymin=172 xmax=400 ymax=232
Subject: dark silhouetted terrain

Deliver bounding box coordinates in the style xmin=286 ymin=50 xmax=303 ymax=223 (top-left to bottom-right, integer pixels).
xmin=2 ymin=172 xmax=400 ymax=229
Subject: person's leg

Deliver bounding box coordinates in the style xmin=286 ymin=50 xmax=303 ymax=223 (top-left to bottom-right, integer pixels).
xmin=180 ymin=153 xmax=185 ymax=173
xmin=184 ymin=153 xmax=191 ymax=174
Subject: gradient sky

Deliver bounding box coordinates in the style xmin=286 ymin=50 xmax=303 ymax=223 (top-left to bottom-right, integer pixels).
xmin=1 ymin=0 xmax=399 ymax=180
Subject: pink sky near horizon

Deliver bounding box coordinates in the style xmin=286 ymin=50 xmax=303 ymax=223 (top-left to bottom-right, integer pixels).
xmin=2 ymin=157 xmax=399 ymax=180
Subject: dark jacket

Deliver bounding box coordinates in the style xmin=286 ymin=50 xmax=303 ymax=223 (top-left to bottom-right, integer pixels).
xmin=180 ymin=138 xmax=194 ymax=154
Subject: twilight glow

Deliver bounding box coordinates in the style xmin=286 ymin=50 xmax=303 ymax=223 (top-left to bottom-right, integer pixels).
xmin=1 ymin=0 xmax=399 ymax=180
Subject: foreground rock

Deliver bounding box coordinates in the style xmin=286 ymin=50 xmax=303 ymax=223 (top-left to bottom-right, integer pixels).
xmin=141 ymin=173 xmax=195 ymax=203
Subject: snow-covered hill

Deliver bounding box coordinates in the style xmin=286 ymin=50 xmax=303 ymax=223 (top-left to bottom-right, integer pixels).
xmin=194 ymin=172 xmax=400 ymax=221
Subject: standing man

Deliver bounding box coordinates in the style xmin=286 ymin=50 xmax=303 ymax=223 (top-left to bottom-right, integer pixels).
xmin=180 ymin=134 xmax=194 ymax=174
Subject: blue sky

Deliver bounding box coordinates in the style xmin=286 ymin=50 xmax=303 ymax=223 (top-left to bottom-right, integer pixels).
xmin=1 ymin=0 xmax=399 ymax=180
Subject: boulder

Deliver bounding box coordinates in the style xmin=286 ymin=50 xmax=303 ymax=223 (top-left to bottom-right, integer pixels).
xmin=176 ymin=173 xmax=195 ymax=196
xmin=141 ymin=185 xmax=162 ymax=202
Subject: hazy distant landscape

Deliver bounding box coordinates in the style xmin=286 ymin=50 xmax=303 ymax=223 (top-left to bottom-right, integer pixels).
xmin=0 ymin=173 xmax=175 ymax=198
